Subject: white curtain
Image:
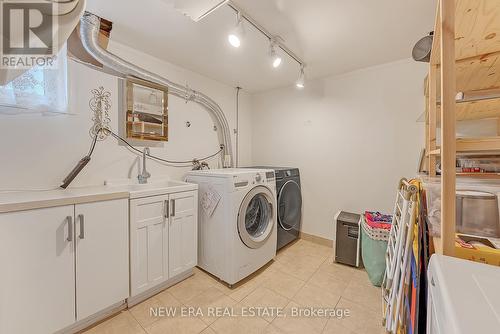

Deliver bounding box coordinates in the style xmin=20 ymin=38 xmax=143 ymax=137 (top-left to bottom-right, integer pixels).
xmin=0 ymin=46 xmax=67 ymax=113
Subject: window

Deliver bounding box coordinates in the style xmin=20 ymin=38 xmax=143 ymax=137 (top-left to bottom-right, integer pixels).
xmin=0 ymin=46 xmax=68 ymax=113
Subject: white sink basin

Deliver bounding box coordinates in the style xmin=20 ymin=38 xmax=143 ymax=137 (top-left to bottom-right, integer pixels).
xmin=106 ymin=178 xmax=198 ymax=199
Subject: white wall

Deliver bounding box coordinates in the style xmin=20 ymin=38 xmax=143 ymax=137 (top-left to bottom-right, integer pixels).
xmin=0 ymin=41 xmax=252 ymax=190
xmin=0 ymin=42 xmax=430 ymax=242
xmin=251 ymin=59 xmax=428 ymax=240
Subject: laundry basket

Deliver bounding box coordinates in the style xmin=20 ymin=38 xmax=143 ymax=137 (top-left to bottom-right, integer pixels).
xmin=361 ymin=214 xmax=390 ymax=287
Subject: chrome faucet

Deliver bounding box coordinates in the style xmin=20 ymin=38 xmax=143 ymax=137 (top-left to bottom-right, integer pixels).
xmin=138 ymin=147 xmax=151 ymax=184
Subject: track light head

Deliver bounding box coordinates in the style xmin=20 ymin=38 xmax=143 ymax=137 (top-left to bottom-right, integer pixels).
xmin=296 ymin=65 xmax=305 ymax=88
xmin=269 ymin=39 xmax=282 ymax=68
xmin=228 ymin=33 xmax=241 ymax=48
xmin=228 ymin=12 xmax=244 ymax=48
xmin=273 ymin=57 xmax=282 ymax=68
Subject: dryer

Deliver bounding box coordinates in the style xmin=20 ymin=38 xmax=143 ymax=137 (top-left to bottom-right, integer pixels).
xmin=248 ymin=167 xmax=302 ymax=250
xmin=185 ymin=168 xmax=277 ymax=286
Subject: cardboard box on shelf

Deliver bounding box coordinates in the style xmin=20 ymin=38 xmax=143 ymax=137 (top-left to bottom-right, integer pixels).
xmin=455 ymin=234 xmax=500 ymax=267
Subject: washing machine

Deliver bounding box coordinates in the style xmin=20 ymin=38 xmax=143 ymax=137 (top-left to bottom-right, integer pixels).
xmin=185 ymin=168 xmax=277 ymax=286
xmin=248 ymin=167 xmax=302 ymax=250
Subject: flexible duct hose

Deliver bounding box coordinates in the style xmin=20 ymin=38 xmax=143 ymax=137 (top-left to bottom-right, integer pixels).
xmin=79 ymin=12 xmax=233 ymax=167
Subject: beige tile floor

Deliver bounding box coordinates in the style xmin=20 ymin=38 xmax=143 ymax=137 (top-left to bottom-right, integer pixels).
xmin=82 ymin=239 xmax=384 ymax=334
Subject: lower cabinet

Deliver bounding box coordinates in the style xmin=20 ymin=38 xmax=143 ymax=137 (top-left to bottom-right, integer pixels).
xmin=0 ymin=205 xmax=76 ymax=334
xmin=0 ymin=189 xmax=197 ymax=332
xmin=0 ymin=199 xmax=129 ymax=334
xmin=130 ymin=194 xmax=170 ymax=296
xmin=130 ymin=190 xmax=197 ymax=297
xmin=169 ymin=191 xmax=197 ymax=277
xmin=75 ymin=200 xmax=129 ymax=320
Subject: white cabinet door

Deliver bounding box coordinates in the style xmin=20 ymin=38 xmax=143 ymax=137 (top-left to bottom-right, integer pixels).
xmin=0 ymin=206 xmax=76 ymax=334
xmin=169 ymin=191 xmax=197 ymax=278
xmin=130 ymin=195 xmax=169 ymax=297
xmin=75 ymin=199 xmax=129 ymax=320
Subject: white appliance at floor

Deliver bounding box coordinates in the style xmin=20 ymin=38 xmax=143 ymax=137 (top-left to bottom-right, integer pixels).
xmin=427 ymin=254 xmax=500 ymax=334
xmin=185 ymin=168 xmax=277 ymax=286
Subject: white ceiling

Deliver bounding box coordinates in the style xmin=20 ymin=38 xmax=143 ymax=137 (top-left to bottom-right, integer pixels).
xmin=85 ymin=0 xmax=436 ymax=92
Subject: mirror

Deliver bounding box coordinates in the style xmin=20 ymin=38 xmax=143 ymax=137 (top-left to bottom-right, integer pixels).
xmin=126 ymin=77 xmax=168 ymax=141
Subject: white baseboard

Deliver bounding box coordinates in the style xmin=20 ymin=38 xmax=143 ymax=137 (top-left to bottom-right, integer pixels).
xmin=127 ymin=269 xmax=194 ymax=307
xmin=57 ymin=301 xmax=127 ymax=334
xmin=300 ymin=231 xmax=333 ymax=248
xmin=60 ymin=268 xmax=194 ymax=333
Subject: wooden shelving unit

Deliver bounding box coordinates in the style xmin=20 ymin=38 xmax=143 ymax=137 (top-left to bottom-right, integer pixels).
xmin=425 ymin=0 xmax=500 ymax=256
xmin=428 ymin=137 xmax=500 ymax=155
xmin=438 ymin=98 xmax=500 ymax=122
xmin=456 ymin=172 xmax=500 ymax=179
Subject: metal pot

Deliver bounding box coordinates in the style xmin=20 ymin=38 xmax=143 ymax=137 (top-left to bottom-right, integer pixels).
xmin=456 ymin=190 xmax=500 ymax=237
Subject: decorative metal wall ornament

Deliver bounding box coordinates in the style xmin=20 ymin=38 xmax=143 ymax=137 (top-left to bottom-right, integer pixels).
xmin=89 ymin=86 xmax=112 ymax=140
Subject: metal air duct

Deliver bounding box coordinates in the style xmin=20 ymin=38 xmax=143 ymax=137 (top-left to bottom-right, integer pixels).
xmin=79 ymin=12 xmax=233 ymax=167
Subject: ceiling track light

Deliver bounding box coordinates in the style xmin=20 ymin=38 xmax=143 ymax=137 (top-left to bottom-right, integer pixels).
xmin=296 ymin=65 xmax=305 ymax=89
xmin=228 ymin=11 xmax=243 ymax=48
xmin=226 ymin=1 xmax=306 ymax=87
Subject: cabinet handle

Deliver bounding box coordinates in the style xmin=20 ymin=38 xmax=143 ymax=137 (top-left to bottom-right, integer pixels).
xmin=66 ymin=216 xmax=73 ymax=242
xmin=164 ymin=200 xmax=170 ymax=219
xmin=171 ymin=199 xmax=176 ymax=217
xmin=78 ymin=214 xmax=85 ymax=239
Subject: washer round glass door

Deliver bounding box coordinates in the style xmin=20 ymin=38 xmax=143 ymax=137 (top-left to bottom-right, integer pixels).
xmin=278 ymin=180 xmax=302 ymax=231
xmin=238 ymin=186 xmax=275 ymax=249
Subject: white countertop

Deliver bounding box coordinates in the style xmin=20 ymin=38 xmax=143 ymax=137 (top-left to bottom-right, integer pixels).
xmin=0 ymin=186 xmax=129 ymax=214
xmin=0 ymin=180 xmax=198 ymax=214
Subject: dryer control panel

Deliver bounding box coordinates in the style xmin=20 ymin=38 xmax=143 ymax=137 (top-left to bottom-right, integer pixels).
xmin=255 ymin=171 xmax=275 ymax=184
xmin=233 ymin=171 xmax=275 ymax=189
xmin=265 ymin=171 xmax=275 ymax=180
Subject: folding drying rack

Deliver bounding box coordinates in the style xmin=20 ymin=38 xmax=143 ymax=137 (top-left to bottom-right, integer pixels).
xmin=382 ymin=178 xmax=418 ymax=333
